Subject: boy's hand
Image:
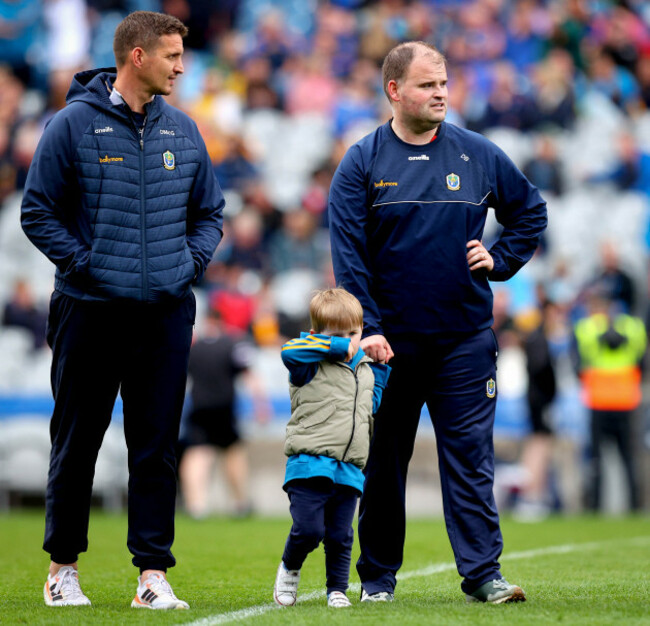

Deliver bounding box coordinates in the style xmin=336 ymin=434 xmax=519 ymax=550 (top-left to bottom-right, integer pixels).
xmin=346 ymin=341 xmax=356 ymax=362
xmin=361 ymin=335 xmax=394 ymax=363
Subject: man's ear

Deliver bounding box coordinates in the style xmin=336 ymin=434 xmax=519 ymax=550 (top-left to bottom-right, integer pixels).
xmin=387 ymin=79 xmax=400 ymax=103
xmin=132 ymin=47 xmax=146 ymax=69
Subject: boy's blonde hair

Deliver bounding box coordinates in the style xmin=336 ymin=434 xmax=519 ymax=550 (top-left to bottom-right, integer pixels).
xmin=310 ymin=288 xmax=363 ymax=333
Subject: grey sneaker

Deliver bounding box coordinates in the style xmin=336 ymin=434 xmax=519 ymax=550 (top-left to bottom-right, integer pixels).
xmin=360 ymin=588 xmax=394 ymax=602
xmin=44 ymin=566 xmax=91 ymax=607
xmin=466 ymin=577 xmax=526 ymax=604
xmin=273 ymin=562 xmax=300 ymax=606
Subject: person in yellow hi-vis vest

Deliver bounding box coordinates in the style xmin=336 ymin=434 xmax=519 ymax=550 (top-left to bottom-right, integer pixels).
xmin=574 ymin=290 xmax=647 ymax=511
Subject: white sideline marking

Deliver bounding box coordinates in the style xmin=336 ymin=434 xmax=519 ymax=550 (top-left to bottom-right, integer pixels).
xmin=181 ymin=536 xmax=650 ymax=625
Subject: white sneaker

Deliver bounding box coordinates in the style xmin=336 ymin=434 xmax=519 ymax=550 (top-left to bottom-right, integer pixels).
xmin=44 ymin=566 xmax=91 ymax=607
xmin=328 ymin=591 xmax=352 ymax=607
xmin=131 ymin=572 xmax=189 ymax=610
xmin=273 ymin=562 xmax=300 ymax=606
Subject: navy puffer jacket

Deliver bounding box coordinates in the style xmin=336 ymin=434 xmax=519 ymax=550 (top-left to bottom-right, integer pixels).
xmin=21 ymin=68 xmax=224 ymax=303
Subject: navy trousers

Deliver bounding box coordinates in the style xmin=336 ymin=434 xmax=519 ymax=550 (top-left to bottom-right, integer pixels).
xmin=357 ymin=328 xmax=503 ymax=595
xmin=283 ymin=479 xmax=358 ymax=594
xmin=43 ymin=291 xmax=195 ymax=570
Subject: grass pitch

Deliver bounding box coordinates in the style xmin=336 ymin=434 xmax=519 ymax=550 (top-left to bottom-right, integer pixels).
xmin=0 ymin=511 xmax=648 ymax=625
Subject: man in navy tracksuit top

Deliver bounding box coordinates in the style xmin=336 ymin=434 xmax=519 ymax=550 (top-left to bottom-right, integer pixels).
xmin=21 ymin=12 xmax=223 ymax=610
xmin=328 ymin=42 xmax=547 ymax=604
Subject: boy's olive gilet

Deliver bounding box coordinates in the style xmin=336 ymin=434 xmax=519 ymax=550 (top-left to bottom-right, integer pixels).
xmin=285 ymin=356 xmax=375 ymax=469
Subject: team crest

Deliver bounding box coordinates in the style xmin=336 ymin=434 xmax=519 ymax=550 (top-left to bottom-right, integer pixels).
xmin=486 ymin=378 xmax=496 ymax=398
xmin=162 ymin=150 xmax=176 ymax=170
xmin=446 ymin=173 xmax=460 ymax=191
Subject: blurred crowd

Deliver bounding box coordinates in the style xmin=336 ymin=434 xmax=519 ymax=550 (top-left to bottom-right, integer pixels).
xmin=2 ymin=0 xmax=650 ymax=515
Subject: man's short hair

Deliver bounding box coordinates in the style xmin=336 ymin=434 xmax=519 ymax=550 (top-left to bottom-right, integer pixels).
xmin=382 ymin=41 xmax=446 ymax=101
xmin=113 ymin=11 xmax=188 ymax=67
xmin=310 ymin=288 xmax=363 ymax=333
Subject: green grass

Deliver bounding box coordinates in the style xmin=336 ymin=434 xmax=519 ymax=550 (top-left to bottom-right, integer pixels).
xmin=1 ymin=511 xmax=649 ymax=625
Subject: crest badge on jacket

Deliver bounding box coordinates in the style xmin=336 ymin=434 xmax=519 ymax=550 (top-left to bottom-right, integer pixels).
xmin=163 ymin=150 xmax=176 ymax=170
xmin=446 ymin=172 xmax=460 ymax=191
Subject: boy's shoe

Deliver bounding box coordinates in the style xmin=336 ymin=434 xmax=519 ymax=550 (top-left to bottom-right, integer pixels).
xmin=360 ymin=588 xmax=394 ymax=602
xmin=328 ymin=591 xmax=352 ymax=607
xmin=44 ymin=566 xmax=91 ymax=607
xmin=465 ymin=578 xmax=526 ymax=604
xmin=273 ymin=562 xmax=300 ymax=606
xmin=131 ymin=572 xmax=189 ymax=610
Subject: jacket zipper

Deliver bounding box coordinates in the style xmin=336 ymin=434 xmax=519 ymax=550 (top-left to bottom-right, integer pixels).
xmin=341 ymin=365 xmax=359 ymax=462
xmin=137 ymin=120 xmax=148 ymax=300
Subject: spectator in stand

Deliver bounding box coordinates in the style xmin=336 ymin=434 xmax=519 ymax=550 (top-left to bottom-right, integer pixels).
xmin=586 ymin=45 xmax=641 ymax=115
xmin=213 ymin=134 xmax=258 ymax=192
xmin=530 ymin=48 xmax=577 ymax=130
xmin=0 ymin=0 xmax=41 ymax=85
xmin=221 ymin=209 xmax=267 ymax=275
xmin=242 ymin=55 xmax=281 ymax=110
xmin=523 ymin=134 xmax=565 ymax=198
xmin=637 ymin=52 xmax=650 ymax=111
xmin=283 ymin=52 xmax=338 ymax=117
xmin=585 ymin=240 xmax=637 ymax=315
xmin=503 ymin=0 xmax=549 ymax=73
xmin=588 ymin=130 xmax=650 ymax=198
xmin=589 ymin=4 xmax=649 ymax=74
xmin=2 ymin=278 xmax=48 ymax=349
xmin=468 ymin=60 xmax=540 ymax=132
xmin=301 ymin=163 xmax=335 ymax=228
xmin=332 ymin=70 xmax=380 ymax=139
xmin=190 ymin=67 xmax=244 ymax=136
xmin=268 ymin=209 xmax=327 ymax=276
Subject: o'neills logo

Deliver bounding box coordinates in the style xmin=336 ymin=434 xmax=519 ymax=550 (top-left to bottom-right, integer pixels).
xmin=408 ymin=154 xmax=430 ymax=161
xmin=99 ymin=155 xmax=123 ymax=163
xmin=94 ymin=126 xmax=113 ymax=133
xmin=374 ymin=179 xmax=398 ymax=187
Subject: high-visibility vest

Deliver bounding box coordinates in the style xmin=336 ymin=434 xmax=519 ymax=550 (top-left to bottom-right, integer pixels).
xmin=574 ymin=313 xmax=647 ymax=410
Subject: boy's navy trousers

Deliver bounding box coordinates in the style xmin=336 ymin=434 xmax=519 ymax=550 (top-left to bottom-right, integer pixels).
xmin=43 ymin=290 xmax=195 ymax=571
xmin=283 ymin=478 xmax=358 ymax=594
xmin=357 ymin=328 xmax=504 ymax=595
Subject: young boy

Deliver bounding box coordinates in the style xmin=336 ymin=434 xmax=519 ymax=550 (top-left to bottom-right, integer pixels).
xmin=273 ymin=288 xmax=390 ymax=608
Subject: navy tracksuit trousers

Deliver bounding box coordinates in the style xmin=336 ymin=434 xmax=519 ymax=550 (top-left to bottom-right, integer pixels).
xmin=357 ymin=328 xmax=503 ymax=595
xmin=283 ymin=479 xmax=358 ymax=594
xmin=43 ymin=291 xmax=195 ymax=571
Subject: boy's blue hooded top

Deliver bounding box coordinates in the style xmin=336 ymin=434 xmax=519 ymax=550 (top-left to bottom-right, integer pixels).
xmin=21 ymin=68 xmax=224 ymax=303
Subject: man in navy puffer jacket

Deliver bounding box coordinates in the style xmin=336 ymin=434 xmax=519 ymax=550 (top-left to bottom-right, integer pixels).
xmin=21 ymin=11 xmax=224 ymax=610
